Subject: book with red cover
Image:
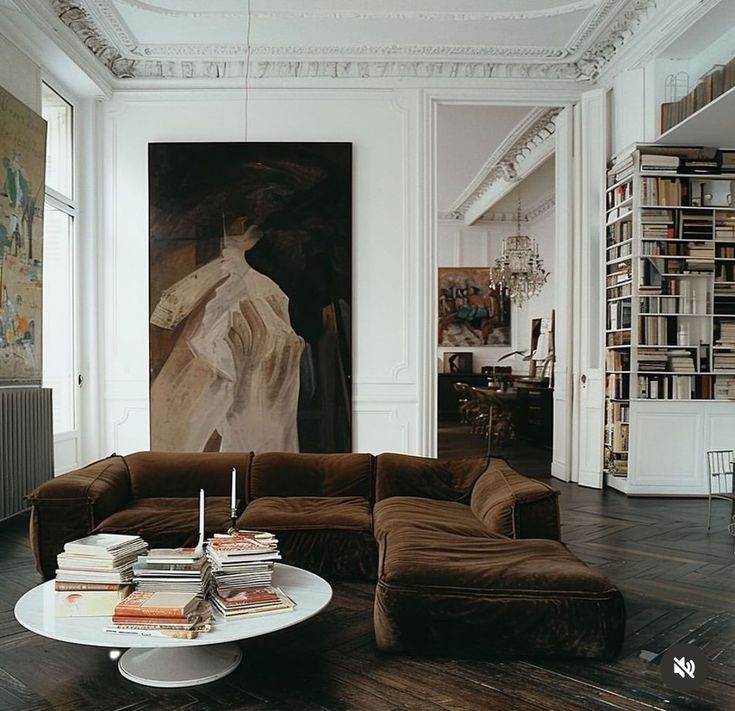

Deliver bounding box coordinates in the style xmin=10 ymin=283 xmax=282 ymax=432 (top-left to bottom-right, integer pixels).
xmin=114 ymin=590 xmax=199 ymax=618
xmin=216 ymin=587 xmax=282 ymax=608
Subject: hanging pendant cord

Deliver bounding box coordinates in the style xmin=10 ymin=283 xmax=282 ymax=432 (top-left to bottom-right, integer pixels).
xmin=244 ymin=0 xmax=252 ymax=142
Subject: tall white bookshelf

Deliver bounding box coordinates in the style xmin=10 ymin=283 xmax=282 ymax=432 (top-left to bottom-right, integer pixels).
xmin=604 ymin=144 xmax=735 ymax=495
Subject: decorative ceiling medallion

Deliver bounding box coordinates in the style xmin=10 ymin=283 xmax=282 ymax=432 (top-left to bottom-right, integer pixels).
xmin=50 ymin=0 xmax=657 ymax=82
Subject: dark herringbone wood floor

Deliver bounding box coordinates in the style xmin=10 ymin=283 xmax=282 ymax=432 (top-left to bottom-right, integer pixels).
xmin=1 ymin=476 xmax=734 ymax=710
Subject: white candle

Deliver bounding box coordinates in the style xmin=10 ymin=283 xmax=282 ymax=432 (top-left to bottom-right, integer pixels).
xmin=198 ymin=489 xmax=205 ymax=538
xmin=231 ymin=468 xmax=237 ymax=510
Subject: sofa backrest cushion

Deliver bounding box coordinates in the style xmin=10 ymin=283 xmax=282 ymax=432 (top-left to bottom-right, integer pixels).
xmin=125 ymin=451 xmax=251 ymax=499
xmin=375 ymin=453 xmax=485 ymax=503
xmin=247 ymin=452 xmax=372 ymax=501
xmin=470 ymin=458 xmax=560 ymax=540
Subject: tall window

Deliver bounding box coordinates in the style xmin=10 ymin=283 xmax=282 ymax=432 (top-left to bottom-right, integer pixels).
xmin=41 ymin=83 xmax=76 ymax=435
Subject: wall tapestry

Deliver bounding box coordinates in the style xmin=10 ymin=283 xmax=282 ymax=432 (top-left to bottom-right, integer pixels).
xmin=149 ymin=142 xmax=352 ymax=453
xmin=0 ymin=85 xmax=46 ymax=383
xmin=438 ymin=267 xmax=511 ymax=347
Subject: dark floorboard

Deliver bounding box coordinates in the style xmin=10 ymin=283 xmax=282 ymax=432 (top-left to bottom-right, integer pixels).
xmin=1 ymin=466 xmax=734 ymax=710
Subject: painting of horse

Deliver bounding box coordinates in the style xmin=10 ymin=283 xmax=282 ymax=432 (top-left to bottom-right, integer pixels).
xmin=438 ymin=267 xmax=510 ymax=347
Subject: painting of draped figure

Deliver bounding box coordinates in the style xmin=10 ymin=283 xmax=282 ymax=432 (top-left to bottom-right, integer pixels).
xmin=148 ymin=143 xmax=352 ymax=453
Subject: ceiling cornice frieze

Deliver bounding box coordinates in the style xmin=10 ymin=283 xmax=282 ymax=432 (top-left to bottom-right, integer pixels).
xmin=50 ymin=0 xmax=659 ymax=82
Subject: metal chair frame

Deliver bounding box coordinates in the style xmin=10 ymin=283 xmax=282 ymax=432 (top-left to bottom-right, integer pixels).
xmin=705 ymin=450 xmax=735 ymax=547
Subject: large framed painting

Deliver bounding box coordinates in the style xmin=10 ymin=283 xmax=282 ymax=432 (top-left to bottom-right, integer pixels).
xmin=438 ymin=267 xmax=510 ymax=347
xmin=0 ymin=85 xmax=47 ymax=383
xmin=149 ymin=142 xmax=352 ymax=453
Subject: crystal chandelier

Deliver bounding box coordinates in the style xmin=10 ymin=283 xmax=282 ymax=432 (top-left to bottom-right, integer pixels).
xmin=489 ymin=197 xmax=548 ymax=307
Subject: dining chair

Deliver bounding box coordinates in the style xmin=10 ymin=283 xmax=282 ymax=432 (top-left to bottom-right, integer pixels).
xmin=705 ymin=450 xmax=735 ymax=533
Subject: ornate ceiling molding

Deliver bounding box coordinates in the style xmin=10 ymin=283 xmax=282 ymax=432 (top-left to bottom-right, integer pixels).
xmin=50 ymin=0 xmax=658 ymax=82
xmin=448 ymin=107 xmax=561 ymax=223
xmin=439 ymin=191 xmax=556 ymax=225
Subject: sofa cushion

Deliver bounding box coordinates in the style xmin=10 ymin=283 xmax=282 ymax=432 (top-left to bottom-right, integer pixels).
xmin=247 ymin=453 xmax=373 ymax=501
xmin=374 ymin=531 xmax=625 ymax=659
xmin=375 ymin=453 xmax=486 ymax=503
xmin=94 ymin=496 xmax=231 ymax=548
xmin=238 ymin=496 xmax=376 ymax=580
xmin=470 ymin=458 xmax=560 ymax=540
xmin=373 ymin=497 xmax=504 ymax=541
xmin=239 ymin=496 xmax=371 ymax=531
xmin=124 ymin=451 xmax=251 ymax=500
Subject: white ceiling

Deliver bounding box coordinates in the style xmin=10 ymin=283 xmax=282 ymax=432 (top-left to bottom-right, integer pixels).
xmin=437 ymin=105 xmax=534 ymax=209
xmin=93 ymin=0 xmax=603 ymax=53
xmin=44 ymin=0 xmax=656 ymax=80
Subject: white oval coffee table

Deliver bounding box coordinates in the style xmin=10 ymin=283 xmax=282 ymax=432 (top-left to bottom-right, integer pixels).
xmin=15 ymin=563 xmax=332 ymax=688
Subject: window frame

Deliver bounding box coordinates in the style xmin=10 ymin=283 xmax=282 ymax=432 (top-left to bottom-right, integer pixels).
xmin=41 ymin=78 xmax=79 ymax=439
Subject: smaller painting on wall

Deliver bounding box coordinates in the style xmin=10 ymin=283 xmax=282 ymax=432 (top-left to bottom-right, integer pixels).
xmin=443 ymin=352 xmax=473 ymax=374
xmin=0 ymin=85 xmax=47 ymax=383
xmin=438 ymin=267 xmax=510 ymax=347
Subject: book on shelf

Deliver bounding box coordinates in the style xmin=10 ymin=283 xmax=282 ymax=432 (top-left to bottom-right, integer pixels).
xmin=606 ymin=349 xmax=631 ymax=371
xmin=638 ymin=374 xmax=694 ymax=400
xmin=640 ymin=176 xmax=688 ymax=206
xmin=640 ymin=153 xmax=680 ymax=172
xmin=714 ymin=376 xmax=735 ymax=400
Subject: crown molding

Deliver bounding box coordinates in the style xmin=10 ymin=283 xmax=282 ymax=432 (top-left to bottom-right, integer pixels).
xmin=47 ymin=0 xmax=661 ymax=82
xmin=448 ymin=107 xmax=560 ymax=225
xmin=440 ymin=191 xmax=556 ymax=225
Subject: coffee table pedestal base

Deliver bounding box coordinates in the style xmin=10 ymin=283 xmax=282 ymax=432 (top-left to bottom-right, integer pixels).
xmin=118 ymin=643 xmax=242 ymax=687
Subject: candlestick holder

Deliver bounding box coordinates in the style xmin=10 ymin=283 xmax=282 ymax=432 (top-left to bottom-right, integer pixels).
xmin=227 ymin=507 xmax=238 ymax=535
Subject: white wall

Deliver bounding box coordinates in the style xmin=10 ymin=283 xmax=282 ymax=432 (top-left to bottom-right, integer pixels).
xmin=100 ymin=88 xmax=423 ymax=457
xmin=436 ymin=209 xmax=555 ymax=375
xmin=0 ymin=31 xmax=40 ymax=112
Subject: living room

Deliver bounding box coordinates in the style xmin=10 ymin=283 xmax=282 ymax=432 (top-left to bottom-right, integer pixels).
xmin=0 ymin=1 xmax=734 ymax=709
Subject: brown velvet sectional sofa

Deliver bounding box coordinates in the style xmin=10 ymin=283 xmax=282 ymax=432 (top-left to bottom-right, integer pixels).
xmin=28 ymin=451 xmax=625 ymax=660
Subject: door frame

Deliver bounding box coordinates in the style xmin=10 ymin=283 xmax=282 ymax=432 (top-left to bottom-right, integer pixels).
xmin=420 ymin=90 xmax=578 ymax=482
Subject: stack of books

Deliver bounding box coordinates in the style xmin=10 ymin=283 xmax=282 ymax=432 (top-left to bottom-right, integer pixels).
xmin=54 ymin=533 xmax=148 ymax=616
xmin=713 ymin=351 xmax=735 ymax=371
xmin=716 ymin=321 xmax=735 ymax=346
xmin=206 ymin=531 xmax=294 ymax=619
xmin=106 ymin=590 xmax=212 ymax=640
xmin=668 ymin=350 xmax=697 ymax=373
xmin=686 ymin=242 xmax=715 ymax=272
xmin=133 ymin=548 xmax=211 ymax=597
xmin=638 ymin=349 xmax=668 ymax=372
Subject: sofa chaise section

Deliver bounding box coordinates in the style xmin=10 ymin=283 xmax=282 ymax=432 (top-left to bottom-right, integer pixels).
xmin=373 ymin=531 xmax=625 ymax=659
xmin=372 ymin=454 xmax=625 ymax=659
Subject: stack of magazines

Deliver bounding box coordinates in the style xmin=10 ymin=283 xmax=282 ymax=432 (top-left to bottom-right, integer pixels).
xmin=54 ymin=533 xmax=148 ymax=616
xmin=206 ymin=531 xmax=294 ymax=619
xmin=133 ymin=548 xmax=211 ymax=597
xmin=106 ymin=590 xmax=212 ymax=640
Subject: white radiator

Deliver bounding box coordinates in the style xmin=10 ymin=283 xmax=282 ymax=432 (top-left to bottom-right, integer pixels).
xmin=0 ymin=387 xmax=54 ymax=519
